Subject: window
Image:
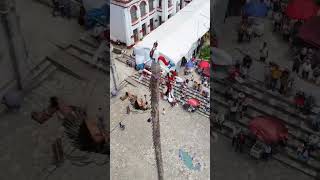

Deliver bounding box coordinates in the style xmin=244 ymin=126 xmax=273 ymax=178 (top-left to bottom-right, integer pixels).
xmin=148 ymin=0 xmax=154 ymax=11
xmin=130 ymin=5 xmax=138 ymax=22
xmin=140 ymin=1 xmax=147 ymax=17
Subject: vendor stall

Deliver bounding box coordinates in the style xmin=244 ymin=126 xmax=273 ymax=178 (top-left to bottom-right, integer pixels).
xmin=133 ymin=0 xmax=210 ymax=72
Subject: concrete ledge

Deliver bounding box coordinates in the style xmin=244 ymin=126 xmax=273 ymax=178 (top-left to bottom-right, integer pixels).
xmin=33 ymin=0 xmax=81 ymax=18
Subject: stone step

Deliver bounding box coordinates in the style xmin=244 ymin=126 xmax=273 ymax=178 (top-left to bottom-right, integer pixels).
xmin=212 ymin=91 xmax=320 ymax=167
xmin=46 ymin=49 xmax=101 ymax=81
xmin=212 ymin=96 xmax=319 ymax=177
xmin=213 ymin=88 xmax=320 ymax=159
xmin=129 ymin=74 xmax=210 ymax=117
xmin=65 ymin=47 xmax=107 ymax=74
xmin=80 ymin=35 xmax=100 ymax=49
xmin=244 ymin=77 xmax=319 ymax=114
xmin=70 ymin=40 xmax=98 ymax=57
xmin=213 ymin=79 xmax=320 ymax=137
xmin=24 ymin=63 xmax=58 ymax=94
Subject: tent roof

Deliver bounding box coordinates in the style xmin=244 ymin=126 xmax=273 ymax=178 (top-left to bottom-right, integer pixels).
xmin=298 ymin=16 xmax=320 ymax=49
xmin=134 ymin=0 xmax=210 ymax=64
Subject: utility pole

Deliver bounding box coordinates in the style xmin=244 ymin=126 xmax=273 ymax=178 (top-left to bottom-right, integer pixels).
xmin=150 ymin=59 xmax=164 ymax=180
xmin=0 ymin=0 xmax=30 ymax=90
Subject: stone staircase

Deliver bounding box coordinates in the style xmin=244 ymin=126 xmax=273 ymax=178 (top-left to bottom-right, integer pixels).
xmin=129 ymin=73 xmax=210 ymax=118
xmin=55 ymin=34 xmax=108 ymax=74
xmin=212 ymin=77 xmax=320 ymax=178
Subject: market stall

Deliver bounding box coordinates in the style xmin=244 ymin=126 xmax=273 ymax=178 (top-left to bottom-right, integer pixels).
xmin=133 ymin=0 xmax=210 ymax=72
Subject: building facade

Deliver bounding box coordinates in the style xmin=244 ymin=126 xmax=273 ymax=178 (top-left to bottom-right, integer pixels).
xmin=110 ymin=0 xmax=192 ymax=47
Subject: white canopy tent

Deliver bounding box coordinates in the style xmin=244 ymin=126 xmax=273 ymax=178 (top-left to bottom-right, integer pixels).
xmin=133 ymin=0 xmax=210 ymax=69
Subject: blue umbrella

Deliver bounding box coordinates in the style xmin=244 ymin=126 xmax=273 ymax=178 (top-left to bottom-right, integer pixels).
xmin=243 ymin=2 xmax=268 ymax=17
xmin=186 ymin=61 xmax=194 ymax=68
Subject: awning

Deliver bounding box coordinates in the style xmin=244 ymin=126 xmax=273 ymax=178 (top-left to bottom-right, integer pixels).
xmin=134 ymin=0 xmax=210 ymax=65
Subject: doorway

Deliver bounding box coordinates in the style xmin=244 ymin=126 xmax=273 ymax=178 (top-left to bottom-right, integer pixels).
xmin=150 ymin=18 xmax=154 ymax=31
xmin=142 ymin=23 xmax=147 ymax=36
xmin=133 ymin=28 xmax=139 ymax=42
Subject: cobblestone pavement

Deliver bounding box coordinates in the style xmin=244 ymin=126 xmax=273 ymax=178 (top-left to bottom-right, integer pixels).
xmin=110 ymin=58 xmax=210 ymax=179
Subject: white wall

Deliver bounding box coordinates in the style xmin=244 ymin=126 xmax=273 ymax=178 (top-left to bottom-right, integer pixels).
xmin=110 ymin=4 xmax=127 ymax=43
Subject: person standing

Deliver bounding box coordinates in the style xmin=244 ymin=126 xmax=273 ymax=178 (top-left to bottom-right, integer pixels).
xmin=279 ymin=70 xmax=289 ymax=95
xmin=78 ymin=5 xmax=86 ymax=25
xmin=229 ymin=101 xmax=238 ymax=121
xmin=300 ymin=47 xmax=308 ymax=61
xmin=270 ymin=65 xmax=282 ymax=91
xmin=313 ymin=65 xmax=320 ymax=85
xmin=162 ymin=108 xmax=166 ymax=115
xmin=52 ymin=0 xmax=60 ymax=17
xmin=259 ymin=42 xmax=269 ymax=62
xmin=58 ymin=0 xmax=65 ymax=17
xmin=235 ymin=131 xmax=245 ymax=152
xmin=292 ymin=55 xmax=302 ymax=74
xmin=264 ymin=63 xmax=271 ymax=89
xmin=64 ymin=0 xmax=71 ymax=19
xmin=217 ymin=111 xmax=225 ymax=130
xmin=232 ymin=126 xmax=240 ymax=147
xmin=273 ymin=11 xmax=282 ymax=32
xmin=243 ymin=55 xmax=252 ymax=69
xmin=302 ymin=60 xmax=312 ymax=79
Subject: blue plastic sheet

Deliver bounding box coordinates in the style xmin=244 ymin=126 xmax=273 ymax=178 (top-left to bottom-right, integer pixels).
xmin=85 ymin=3 xmax=109 ymax=29
xmin=243 ymin=2 xmax=268 ymax=17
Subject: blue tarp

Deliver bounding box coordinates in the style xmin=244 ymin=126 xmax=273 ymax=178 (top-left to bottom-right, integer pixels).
xmin=243 ymin=2 xmax=268 ymax=17
xmin=186 ymin=61 xmax=194 ymax=68
xmin=85 ymin=3 xmax=109 ymax=29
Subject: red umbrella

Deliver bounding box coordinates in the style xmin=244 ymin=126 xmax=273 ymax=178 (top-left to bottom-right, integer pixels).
xmin=285 ymin=0 xmax=319 ymax=20
xmin=298 ymin=16 xmax=320 ymax=49
xmin=249 ymin=116 xmax=288 ymax=145
xmin=202 ymin=67 xmax=210 ymax=77
xmin=187 ymin=98 xmax=200 ymax=107
xmin=198 ymin=60 xmax=210 ymax=69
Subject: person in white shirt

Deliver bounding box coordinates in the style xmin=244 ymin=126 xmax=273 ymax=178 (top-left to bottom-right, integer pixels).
xmin=300 ymin=47 xmax=308 ymax=61
xmin=260 ymin=42 xmax=269 ymax=62
xmin=302 ymin=60 xmax=312 ymax=79
xmin=273 ymin=12 xmax=282 ymax=32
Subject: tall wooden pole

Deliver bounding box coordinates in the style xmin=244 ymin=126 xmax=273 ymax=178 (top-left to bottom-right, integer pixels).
xmin=150 ymin=59 xmax=164 ymax=180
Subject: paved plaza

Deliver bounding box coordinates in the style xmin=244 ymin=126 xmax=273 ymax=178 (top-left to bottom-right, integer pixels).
xmin=110 ymin=56 xmax=210 ymax=180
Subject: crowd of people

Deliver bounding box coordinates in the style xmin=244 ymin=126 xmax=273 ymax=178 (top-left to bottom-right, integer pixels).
xmin=267 ymin=1 xmax=320 ymax=85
